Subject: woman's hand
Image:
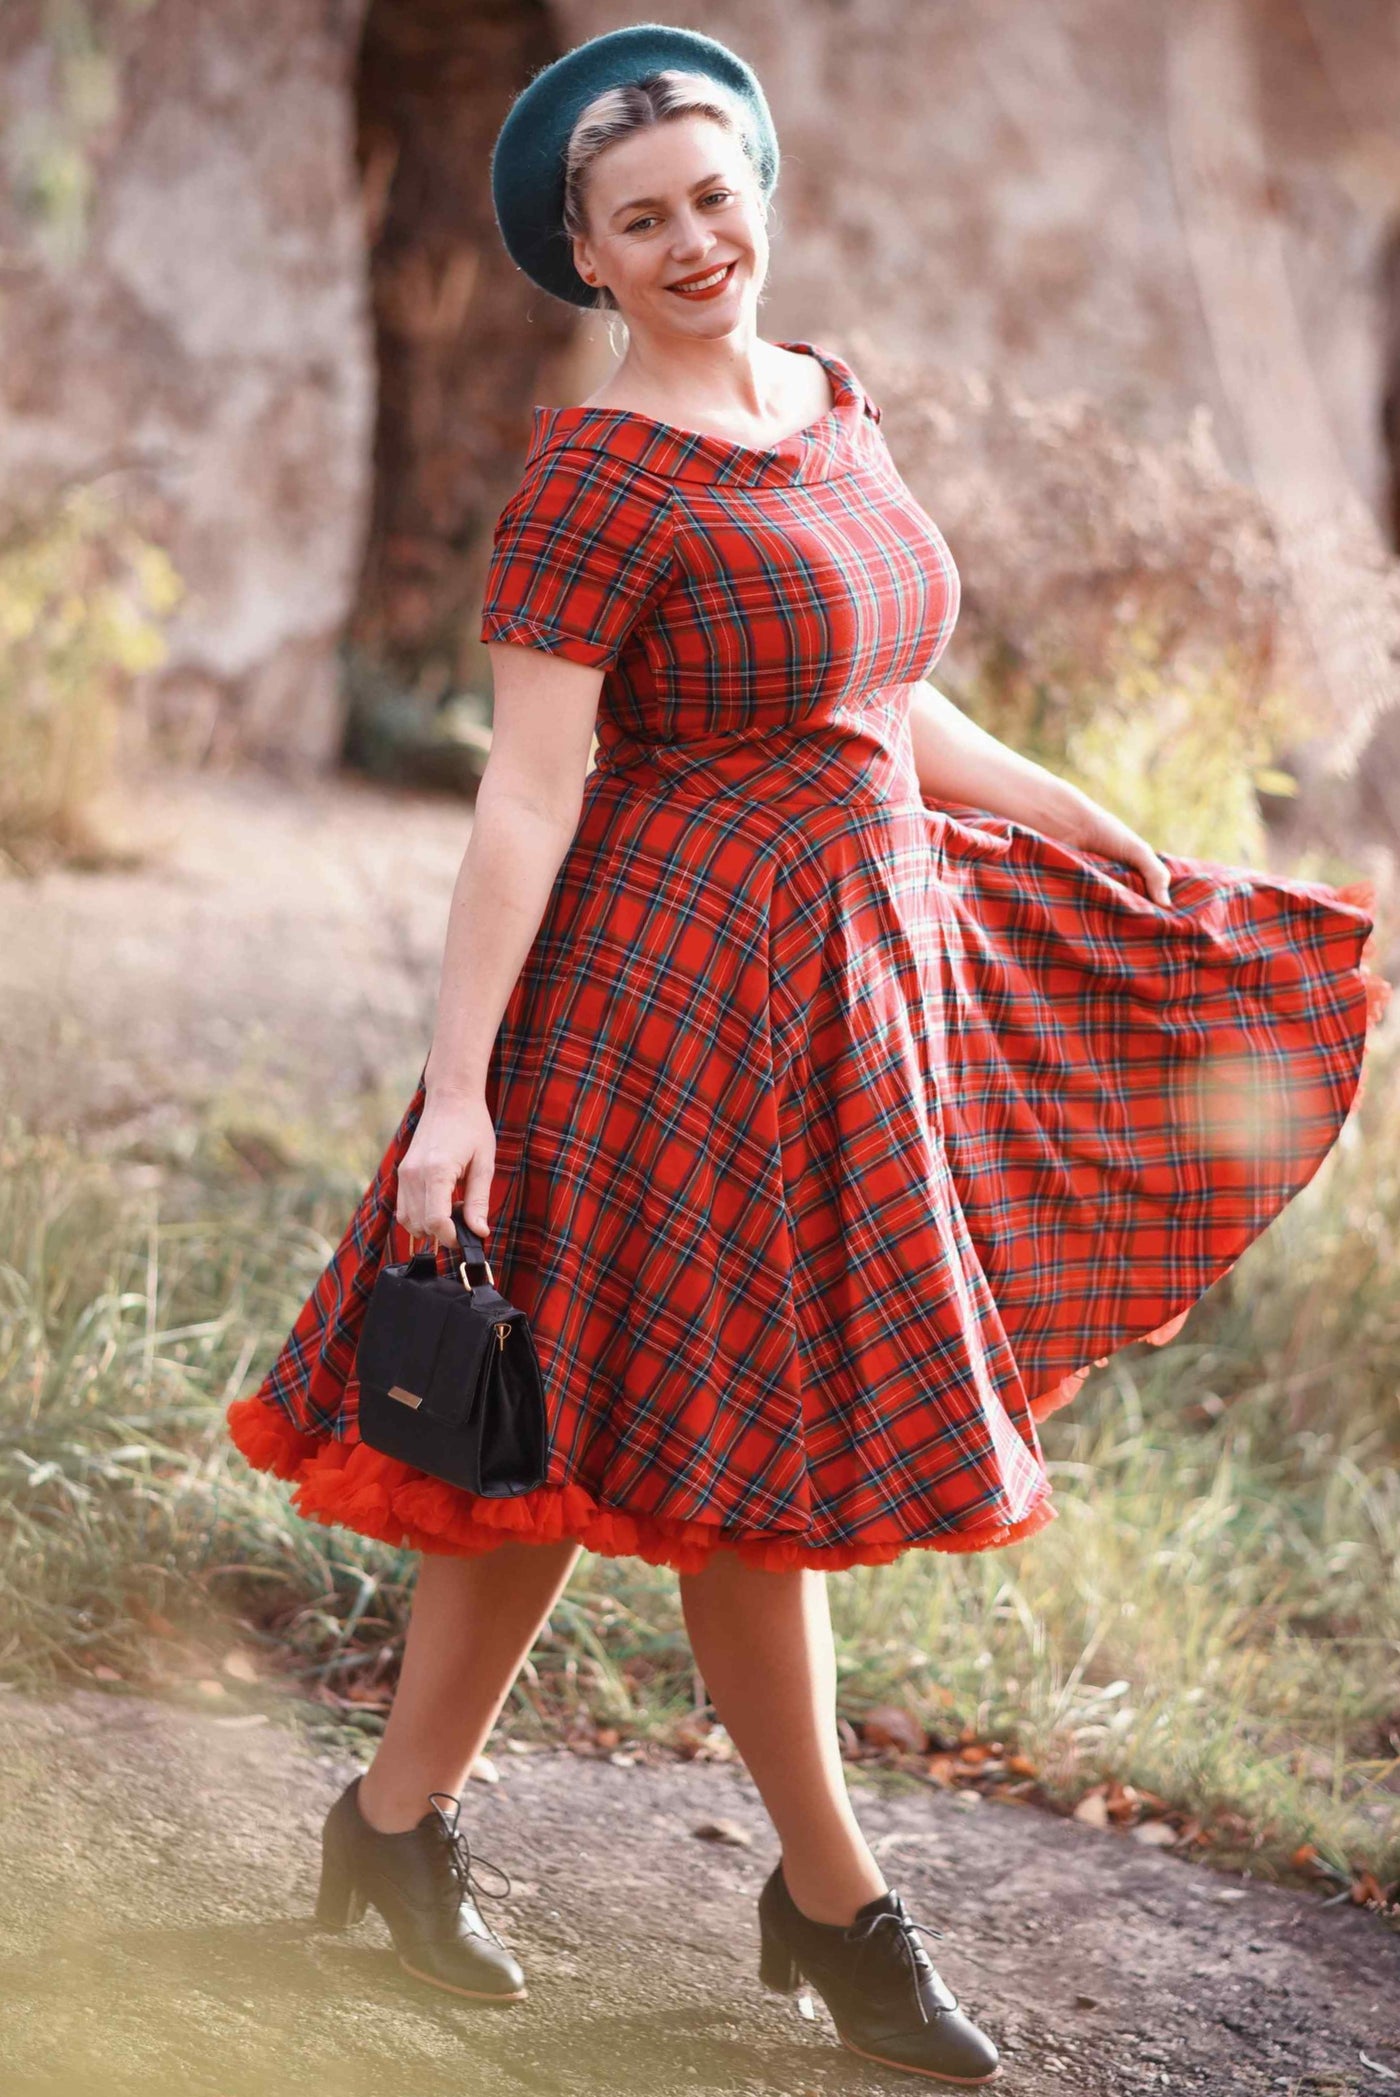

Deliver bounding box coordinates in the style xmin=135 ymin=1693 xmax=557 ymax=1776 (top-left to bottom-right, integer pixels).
xmin=1054 ymin=795 xmax=1175 ymax=909
xmin=395 ymin=1089 xmax=496 ymax=1251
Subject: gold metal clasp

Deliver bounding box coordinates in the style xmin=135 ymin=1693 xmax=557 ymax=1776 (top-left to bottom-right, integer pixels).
xmin=388 ymin=1384 xmax=423 ymax=1409
xmin=459 ymin=1255 xmax=496 ymax=1290
xmin=494 ymin=1320 xmax=510 ymax=1352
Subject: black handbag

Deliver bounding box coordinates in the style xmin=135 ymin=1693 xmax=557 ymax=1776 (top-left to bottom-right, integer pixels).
xmin=354 ymin=1202 xmax=549 ymax=1498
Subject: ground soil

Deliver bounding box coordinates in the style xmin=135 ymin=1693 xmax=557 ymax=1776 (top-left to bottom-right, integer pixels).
xmin=0 ymin=762 xmax=464 ymax=1135
xmin=0 ymin=1686 xmax=1397 ymax=2097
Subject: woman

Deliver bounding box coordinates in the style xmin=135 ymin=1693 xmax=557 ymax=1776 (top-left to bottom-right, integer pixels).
xmin=226 ymin=23 xmax=1388 ymax=2087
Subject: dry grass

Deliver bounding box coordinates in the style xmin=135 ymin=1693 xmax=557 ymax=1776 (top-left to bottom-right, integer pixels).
xmin=1 ymin=1024 xmax=1396 ymax=1892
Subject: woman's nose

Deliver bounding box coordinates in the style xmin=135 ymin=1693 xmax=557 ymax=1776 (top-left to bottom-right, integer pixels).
xmin=669 ymin=211 xmax=713 ymax=258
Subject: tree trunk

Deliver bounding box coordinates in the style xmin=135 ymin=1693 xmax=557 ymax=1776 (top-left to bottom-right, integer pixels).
xmin=348 ymin=0 xmax=575 ymax=716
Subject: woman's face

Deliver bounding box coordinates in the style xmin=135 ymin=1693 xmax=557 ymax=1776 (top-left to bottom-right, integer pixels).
xmin=571 ymin=114 xmax=768 ymax=337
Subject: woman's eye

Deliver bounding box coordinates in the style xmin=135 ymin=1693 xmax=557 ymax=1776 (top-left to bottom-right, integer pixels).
xmin=626 ymin=191 xmax=732 ymax=232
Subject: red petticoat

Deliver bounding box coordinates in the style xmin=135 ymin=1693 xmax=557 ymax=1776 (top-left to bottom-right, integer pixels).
xmin=225 ymin=1306 xmax=1193 ymax=1572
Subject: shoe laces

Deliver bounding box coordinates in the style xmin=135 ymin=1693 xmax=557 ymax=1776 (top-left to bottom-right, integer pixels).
xmin=425 ymin=1790 xmax=514 ymax=1942
xmin=845 ymin=1896 xmax=949 ymax=2026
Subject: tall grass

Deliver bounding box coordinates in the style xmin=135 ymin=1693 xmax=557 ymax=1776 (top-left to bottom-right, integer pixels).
xmin=0 ymin=1030 xmax=1396 ymax=1892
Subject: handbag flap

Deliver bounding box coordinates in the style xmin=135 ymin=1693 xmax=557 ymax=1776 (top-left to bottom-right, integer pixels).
xmin=356 ymin=1267 xmax=457 ymax=1404
xmin=421 ymin=1299 xmax=497 ymax=1425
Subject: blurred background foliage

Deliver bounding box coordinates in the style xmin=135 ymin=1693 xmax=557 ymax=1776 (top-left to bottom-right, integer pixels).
xmin=0 ymin=481 xmax=182 ymax=872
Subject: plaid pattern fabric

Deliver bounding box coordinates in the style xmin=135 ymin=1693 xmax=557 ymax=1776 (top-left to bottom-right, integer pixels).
xmin=226 ymin=340 xmax=1389 ymax=1573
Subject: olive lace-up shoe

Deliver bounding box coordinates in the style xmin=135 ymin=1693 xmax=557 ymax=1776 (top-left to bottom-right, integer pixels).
xmin=314 ymin=1773 xmax=527 ymax=2002
xmin=757 ymin=1858 xmax=1001 ymax=2083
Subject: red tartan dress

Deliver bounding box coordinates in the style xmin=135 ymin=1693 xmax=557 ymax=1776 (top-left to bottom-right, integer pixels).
xmin=227 ymin=339 xmax=1391 ymax=1574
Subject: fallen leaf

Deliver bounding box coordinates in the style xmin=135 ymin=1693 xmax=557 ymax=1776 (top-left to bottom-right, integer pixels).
xmin=1131 ymin=1819 xmax=1178 ymax=1848
xmin=1073 ymin=1789 xmax=1110 ymax=1828
xmin=221 ymin=1651 xmax=258 ymax=1683
xmin=957 ymin=1756 xmax=1005 ymax=1781
xmin=693 ymin=1819 xmax=753 ymax=1847
xmin=670 ymin=1715 xmax=735 ymax=1762
xmin=1006 ymin=1752 xmax=1039 ymax=1778
xmin=469 ymin=1753 xmax=499 ymax=1784
xmin=862 ymin=1706 xmax=927 ymax=1754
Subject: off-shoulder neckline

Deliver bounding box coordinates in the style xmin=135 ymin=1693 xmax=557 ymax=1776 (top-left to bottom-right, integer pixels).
xmin=523 ymin=343 xmax=872 ymax=491
xmin=531 ymin=341 xmax=857 ymax=455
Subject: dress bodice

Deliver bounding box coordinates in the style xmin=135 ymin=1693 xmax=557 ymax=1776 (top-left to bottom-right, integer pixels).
xmin=480 ymin=341 xmax=961 ymax=804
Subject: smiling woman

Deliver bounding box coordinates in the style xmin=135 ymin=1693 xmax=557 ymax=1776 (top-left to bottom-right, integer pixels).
xmin=222 ymin=19 xmax=1390 ymax=2081
xmin=555 ymin=68 xmax=802 ymax=440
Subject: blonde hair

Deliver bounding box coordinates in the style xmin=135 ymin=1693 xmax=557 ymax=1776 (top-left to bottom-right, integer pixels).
xmin=561 ymin=69 xmax=767 ymax=315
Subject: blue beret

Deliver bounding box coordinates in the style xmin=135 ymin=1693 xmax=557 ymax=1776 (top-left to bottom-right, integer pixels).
xmin=490 ymin=23 xmax=780 ymax=309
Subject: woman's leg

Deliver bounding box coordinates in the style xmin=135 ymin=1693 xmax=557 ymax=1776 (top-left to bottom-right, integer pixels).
xmin=356 ymin=1536 xmax=582 ymax=1832
xmin=677 ymin=1550 xmax=888 ymax=1926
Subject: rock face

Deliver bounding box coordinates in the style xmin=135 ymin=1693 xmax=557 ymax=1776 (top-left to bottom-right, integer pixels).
xmin=1 ymin=0 xmax=1397 ymax=774
xmin=0 ymin=0 xmax=378 ymax=773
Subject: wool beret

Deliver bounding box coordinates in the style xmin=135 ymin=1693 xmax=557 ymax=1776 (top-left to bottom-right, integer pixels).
xmin=489 ymin=22 xmax=780 ymax=309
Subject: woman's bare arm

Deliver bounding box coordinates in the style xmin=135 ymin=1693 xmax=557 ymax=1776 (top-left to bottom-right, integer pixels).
xmin=906 ymin=679 xmax=1173 ymax=905
xmin=398 ymin=642 xmax=603 ymax=1246
xmin=906 ymin=679 xmax=1092 ymax=836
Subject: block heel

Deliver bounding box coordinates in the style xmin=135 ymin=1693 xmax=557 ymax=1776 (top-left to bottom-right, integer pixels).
xmin=757 ymin=1909 xmax=802 ymax=1992
xmin=314 ymin=1837 xmax=367 ymax=1930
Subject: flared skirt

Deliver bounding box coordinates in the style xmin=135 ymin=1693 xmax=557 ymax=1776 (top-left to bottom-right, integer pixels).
xmin=226 ymin=771 xmax=1390 ymax=1572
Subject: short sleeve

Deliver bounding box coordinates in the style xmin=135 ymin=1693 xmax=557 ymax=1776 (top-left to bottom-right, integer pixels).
xmin=479 ymin=447 xmax=674 ymax=670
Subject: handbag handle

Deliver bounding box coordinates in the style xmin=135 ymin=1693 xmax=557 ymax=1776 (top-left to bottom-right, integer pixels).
xmin=451 ymin=1202 xmax=495 ymax=1287
xmin=401 ymin=1206 xmax=495 ymax=1288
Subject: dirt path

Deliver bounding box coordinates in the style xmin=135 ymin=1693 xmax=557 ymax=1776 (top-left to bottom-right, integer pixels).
xmin=0 ymin=1685 xmax=1396 ymax=2097
xmin=0 ymin=762 xmax=466 ymax=1135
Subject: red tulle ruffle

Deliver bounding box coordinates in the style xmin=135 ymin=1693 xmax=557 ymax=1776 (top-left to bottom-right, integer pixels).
xmin=226 ymin=1306 xmax=1199 ymax=1575
xmin=225 ymin=1387 xmax=1065 ymax=1571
